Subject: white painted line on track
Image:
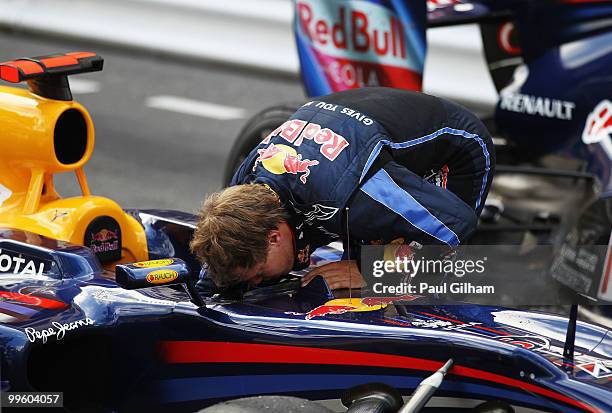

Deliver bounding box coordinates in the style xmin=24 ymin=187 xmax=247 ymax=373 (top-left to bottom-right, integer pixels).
xmin=70 ymin=79 xmax=101 ymax=94
xmin=145 ymin=95 xmax=247 ymax=120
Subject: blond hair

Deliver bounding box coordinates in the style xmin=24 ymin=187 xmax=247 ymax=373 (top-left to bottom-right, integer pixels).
xmin=190 ymin=184 xmax=288 ymax=287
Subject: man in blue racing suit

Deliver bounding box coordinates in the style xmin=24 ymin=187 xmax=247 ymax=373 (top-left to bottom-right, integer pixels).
xmin=191 ymin=87 xmax=495 ymax=292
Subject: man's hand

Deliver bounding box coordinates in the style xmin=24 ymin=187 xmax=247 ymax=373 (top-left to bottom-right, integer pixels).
xmin=301 ymin=260 xmax=365 ymax=290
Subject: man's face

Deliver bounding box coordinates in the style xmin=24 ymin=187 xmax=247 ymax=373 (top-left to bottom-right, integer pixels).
xmin=235 ymin=223 xmax=295 ymax=287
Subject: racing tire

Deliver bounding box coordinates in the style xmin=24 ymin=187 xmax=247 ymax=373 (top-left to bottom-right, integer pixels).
xmin=223 ymin=102 xmax=303 ymax=186
xmin=197 ymin=396 xmax=334 ymax=413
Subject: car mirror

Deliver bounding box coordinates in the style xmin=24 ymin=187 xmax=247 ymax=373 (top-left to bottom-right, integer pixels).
xmin=115 ymin=258 xmax=204 ymax=306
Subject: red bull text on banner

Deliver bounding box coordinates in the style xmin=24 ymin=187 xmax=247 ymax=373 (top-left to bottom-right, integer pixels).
xmin=295 ymin=0 xmax=427 ymax=96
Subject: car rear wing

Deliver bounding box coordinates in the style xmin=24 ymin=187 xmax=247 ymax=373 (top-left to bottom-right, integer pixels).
xmin=0 ymin=52 xmax=103 ymax=100
xmin=427 ymin=1 xmax=521 ymax=92
xmin=427 ymin=0 xmax=513 ymax=28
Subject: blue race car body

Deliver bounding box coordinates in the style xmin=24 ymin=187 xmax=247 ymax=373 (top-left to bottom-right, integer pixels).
xmin=1 ymin=210 xmax=610 ymax=412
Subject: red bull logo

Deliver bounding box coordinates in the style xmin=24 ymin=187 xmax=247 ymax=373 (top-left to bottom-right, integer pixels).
xmin=295 ymin=0 xmax=424 ymax=91
xmin=583 ymin=99 xmax=612 ymax=159
xmin=261 ymin=118 xmax=349 ymax=161
xmin=89 ymin=228 xmax=119 ymax=254
xmin=297 ymin=2 xmax=407 ymax=60
xmin=91 ymin=229 xmax=118 ymax=243
xmin=306 ymin=304 xmax=357 ymax=320
xmin=253 ymin=144 xmax=319 ymax=184
xmin=304 ymin=295 xmax=420 ymax=319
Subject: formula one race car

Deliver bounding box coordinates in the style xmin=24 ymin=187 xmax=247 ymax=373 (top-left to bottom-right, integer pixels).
xmin=0 ymin=54 xmax=611 ymax=413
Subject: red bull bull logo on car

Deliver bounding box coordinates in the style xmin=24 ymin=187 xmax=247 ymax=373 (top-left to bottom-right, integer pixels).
xmin=303 ymin=295 xmax=421 ymax=319
xmin=89 ymin=229 xmax=119 ymax=253
xmin=91 ymin=229 xmax=118 ymax=243
xmin=253 ymin=144 xmax=320 ymax=184
xmin=306 ymin=304 xmax=357 ymax=319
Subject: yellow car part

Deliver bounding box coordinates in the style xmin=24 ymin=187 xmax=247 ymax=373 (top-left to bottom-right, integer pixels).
xmin=0 ymin=84 xmax=148 ymax=266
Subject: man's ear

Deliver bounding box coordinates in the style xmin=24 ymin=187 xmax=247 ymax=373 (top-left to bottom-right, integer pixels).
xmin=268 ymin=229 xmax=282 ymax=246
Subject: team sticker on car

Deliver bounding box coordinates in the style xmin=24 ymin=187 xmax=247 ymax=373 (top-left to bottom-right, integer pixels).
xmin=582 ymin=99 xmax=612 ymax=159
xmin=0 ymin=248 xmax=46 ymax=277
xmin=132 ymin=258 xmax=174 ymax=268
xmin=145 ymin=269 xmax=178 ymax=285
xmin=24 ymin=318 xmax=95 ymax=344
xmin=576 ymin=360 xmax=612 ymax=379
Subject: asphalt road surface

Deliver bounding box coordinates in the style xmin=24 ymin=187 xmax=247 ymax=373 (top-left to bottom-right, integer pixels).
xmin=0 ymin=31 xmax=303 ymax=212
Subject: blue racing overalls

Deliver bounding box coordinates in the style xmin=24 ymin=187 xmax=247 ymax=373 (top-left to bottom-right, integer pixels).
xmin=231 ymin=87 xmax=495 ymax=270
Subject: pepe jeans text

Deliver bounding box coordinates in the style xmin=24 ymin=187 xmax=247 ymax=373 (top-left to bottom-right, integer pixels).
xmin=24 ymin=318 xmax=95 ymax=344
